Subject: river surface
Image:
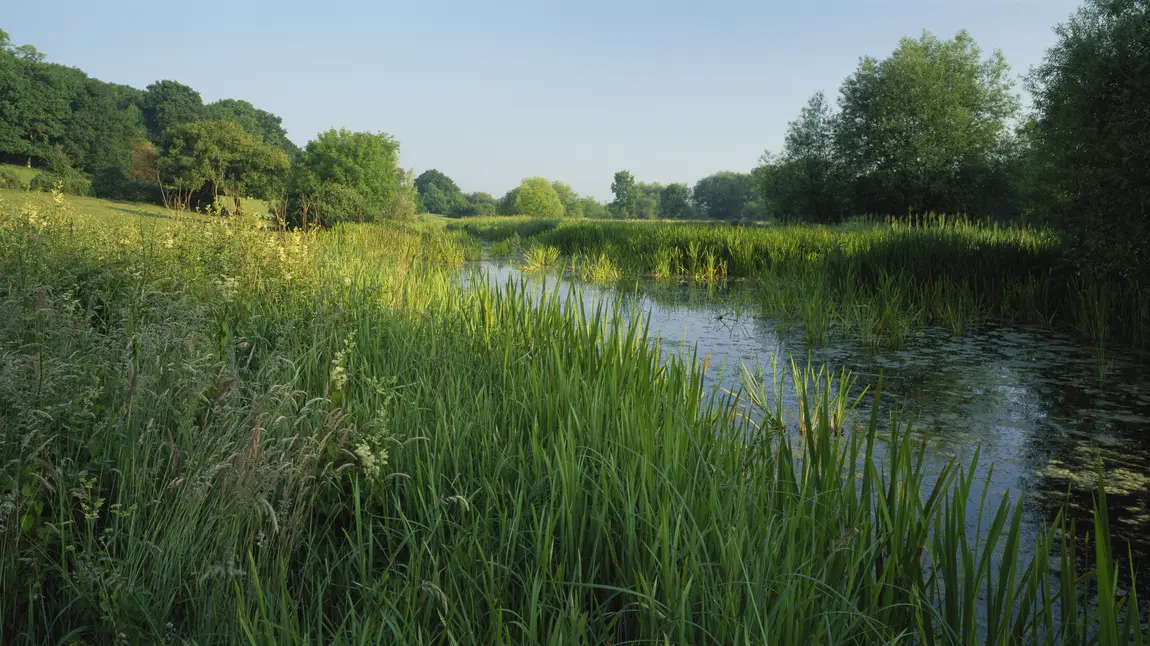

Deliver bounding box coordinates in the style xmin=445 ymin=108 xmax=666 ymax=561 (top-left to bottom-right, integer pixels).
xmin=460 ymin=260 xmax=1150 ymax=568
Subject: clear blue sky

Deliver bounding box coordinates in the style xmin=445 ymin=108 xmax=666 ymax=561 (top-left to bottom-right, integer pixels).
xmin=5 ymin=0 xmax=1080 ymax=201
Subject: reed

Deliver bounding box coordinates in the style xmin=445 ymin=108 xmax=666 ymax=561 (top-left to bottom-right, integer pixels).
xmin=1 ymin=192 xmax=1144 ymax=644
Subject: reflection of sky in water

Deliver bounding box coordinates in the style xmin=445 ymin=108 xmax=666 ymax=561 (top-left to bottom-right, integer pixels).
xmin=459 ymin=262 xmax=1150 ymax=563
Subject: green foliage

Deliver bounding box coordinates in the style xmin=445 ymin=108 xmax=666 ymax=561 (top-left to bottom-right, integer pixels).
xmin=759 ymin=92 xmax=848 ymax=223
xmin=159 ymin=120 xmax=289 ymax=212
xmin=455 ymin=191 xmax=498 ymax=217
xmin=609 ymin=170 xmax=637 ymax=218
xmin=1030 ymin=0 xmax=1150 ymax=282
xmin=143 ymin=80 xmax=203 ymax=142
xmin=0 ymin=197 xmax=1143 ymax=642
xmin=513 ymin=176 xmax=565 ymax=218
xmin=204 ymin=98 xmax=301 ymax=158
xmin=288 ymin=129 xmax=403 ymax=227
xmin=0 ymin=167 xmax=23 ymax=189
xmin=835 ymin=30 xmax=1019 ymax=217
xmin=693 ymin=171 xmax=756 ymax=220
xmin=414 ymin=168 xmax=466 ymax=215
xmin=497 ymin=187 xmax=519 ymax=215
xmin=30 ymin=169 xmax=92 ymax=196
xmin=658 ymin=183 xmax=693 ymax=219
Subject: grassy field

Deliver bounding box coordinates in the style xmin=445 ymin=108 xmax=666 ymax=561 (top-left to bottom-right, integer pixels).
xmin=453 ymin=215 xmax=1149 ymax=349
xmin=0 ymin=192 xmax=1145 ymax=643
xmin=0 ymin=163 xmax=41 ymax=187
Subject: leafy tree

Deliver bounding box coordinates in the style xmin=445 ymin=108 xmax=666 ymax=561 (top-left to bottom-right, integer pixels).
xmin=414 ymin=169 xmax=464 ymax=214
xmin=609 ymin=170 xmax=637 ymax=219
xmin=143 ymin=80 xmax=204 ymax=142
xmin=159 ymin=120 xmax=289 ymax=213
xmin=205 ymin=98 xmax=299 ymax=158
xmin=514 ymin=177 xmax=565 ymax=218
xmin=551 ymin=181 xmax=575 ymax=211
xmin=463 ymin=192 xmax=498 ymax=217
xmin=635 ymin=182 xmax=661 ymax=220
xmin=577 ymin=197 xmax=608 ymax=219
xmin=290 ymin=129 xmax=402 ymax=221
xmin=658 ymin=183 xmax=694 ymax=219
xmin=835 ymin=30 xmax=1018 ymax=216
xmin=760 ymin=92 xmax=848 ymax=223
xmin=693 ymin=171 xmax=755 ymax=220
xmin=0 ymin=45 xmax=77 ymax=163
xmin=498 ymin=188 xmax=519 ymax=215
xmin=1030 ymin=0 xmax=1150 ymax=281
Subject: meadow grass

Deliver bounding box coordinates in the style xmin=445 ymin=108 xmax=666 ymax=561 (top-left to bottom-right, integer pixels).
xmin=1 ymin=193 xmax=1146 ymax=644
xmin=0 ymin=163 xmax=42 ymax=187
xmin=451 ymin=215 xmax=1148 ymax=348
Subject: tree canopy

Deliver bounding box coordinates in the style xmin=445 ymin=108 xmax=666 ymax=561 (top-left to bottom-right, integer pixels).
xmin=693 ymin=172 xmax=756 ymax=220
xmin=1029 ymin=0 xmax=1150 ymax=281
xmin=414 ymin=169 xmax=467 ymax=215
xmin=159 ymin=119 xmax=289 ymax=212
xmin=514 ymin=177 xmax=565 ymax=218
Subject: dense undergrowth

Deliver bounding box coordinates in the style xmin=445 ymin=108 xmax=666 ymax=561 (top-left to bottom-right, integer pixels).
xmin=454 ymin=216 xmax=1149 ymax=349
xmin=1 ymin=194 xmax=1146 ymax=644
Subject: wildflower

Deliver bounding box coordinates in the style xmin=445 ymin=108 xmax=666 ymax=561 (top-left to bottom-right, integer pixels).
xmin=344 ymin=275 xmax=352 ymax=287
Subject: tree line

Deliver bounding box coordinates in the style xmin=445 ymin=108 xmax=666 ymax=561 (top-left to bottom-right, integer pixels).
xmin=2 ymin=0 xmax=1146 ymax=280
xmin=0 ymin=29 xmax=417 ymax=227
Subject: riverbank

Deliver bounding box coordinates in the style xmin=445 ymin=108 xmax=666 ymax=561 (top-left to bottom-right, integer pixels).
xmin=0 ymin=194 xmax=1144 ymax=643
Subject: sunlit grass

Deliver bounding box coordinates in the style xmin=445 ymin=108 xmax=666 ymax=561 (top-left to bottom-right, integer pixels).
xmin=0 ymin=192 xmax=1144 ymax=643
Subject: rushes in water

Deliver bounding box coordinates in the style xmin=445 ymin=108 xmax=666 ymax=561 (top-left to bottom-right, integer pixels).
xmin=576 ymin=251 xmax=621 ymax=282
xmin=520 ymin=244 xmax=561 ymax=270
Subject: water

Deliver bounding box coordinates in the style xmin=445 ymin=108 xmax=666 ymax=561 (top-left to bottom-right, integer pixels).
xmin=459 ymin=260 xmax=1150 ymax=567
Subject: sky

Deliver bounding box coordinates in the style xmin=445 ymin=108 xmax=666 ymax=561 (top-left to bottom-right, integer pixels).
xmin=4 ymin=0 xmax=1081 ymax=201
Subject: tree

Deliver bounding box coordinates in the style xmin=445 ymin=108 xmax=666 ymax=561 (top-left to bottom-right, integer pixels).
xmin=514 ymin=177 xmax=565 ymax=218
xmin=577 ymin=197 xmax=608 ymax=219
xmin=204 ymin=98 xmax=299 ymax=158
xmin=414 ymin=169 xmax=464 ymax=215
xmin=693 ymin=172 xmax=755 ymax=220
xmin=635 ymin=182 xmax=661 ymax=219
xmin=143 ymin=80 xmax=204 ymax=142
xmin=1030 ymin=0 xmax=1150 ymax=281
xmin=498 ymin=188 xmax=519 ymax=215
xmin=158 ymin=120 xmax=289 ymax=213
xmin=551 ymin=181 xmax=575 ymax=211
xmin=758 ymin=92 xmax=848 ymax=223
xmin=658 ymin=183 xmax=694 ymax=219
xmin=835 ymin=30 xmax=1019 ymax=216
xmin=290 ymin=129 xmax=403 ymax=222
xmin=609 ymin=170 xmax=637 ymax=219
xmin=462 ymin=192 xmax=498 ymax=217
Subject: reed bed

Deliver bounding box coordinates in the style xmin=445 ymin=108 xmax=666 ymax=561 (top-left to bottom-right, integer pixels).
xmin=452 ymin=215 xmax=1147 ymax=348
xmin=1 ymin=194 xmax=1145 ymax=644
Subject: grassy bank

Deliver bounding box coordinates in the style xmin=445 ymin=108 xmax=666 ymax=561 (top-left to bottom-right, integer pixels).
xmin=453 ymin=216 xmax=1149 ymax=348
xmin=1 ymin=193 xmax=1145 ymax=643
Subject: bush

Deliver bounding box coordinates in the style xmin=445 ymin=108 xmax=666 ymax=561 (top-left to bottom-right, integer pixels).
xmin=91 ymin=167 xmax=164 ymax=204
xmin=0 ymin=168 xmax=22 ymax=190
xmin=30 ymin=171 xmax=93 ymax=197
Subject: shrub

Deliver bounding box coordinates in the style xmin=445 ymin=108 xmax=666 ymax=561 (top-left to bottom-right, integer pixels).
xmin=0 ymin=168 xmax=22 ymax=190
xmin=30 ymin=171 xmax=93 ymax=197
xmin=91 ymin=167 xmax=164 ymax=204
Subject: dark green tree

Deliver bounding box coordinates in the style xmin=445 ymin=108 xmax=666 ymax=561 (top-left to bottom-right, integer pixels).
xmin=657 ymin=183 xmax=694 ymax=220
xmin=609 ymin=170 xmax=637 ymax=219
xmin=205 ymin=99 xmax=299 ymax=158
xmin=414 ymin=169 xmax=464 ymax=214
xmin=835 ymin=30 xmax=1018 ymax=216
xmin=143 ymin=80 xmax=204 ymax=142
xmin=1030 ymin=0 xmax=1150 ymax=281
xmin=693 ymin=171 xmax=755 ymax=220
xmin=159 ymin=120 xmax=289 ymax=213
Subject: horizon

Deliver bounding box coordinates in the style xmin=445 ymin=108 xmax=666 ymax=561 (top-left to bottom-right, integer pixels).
xmin=4 ymin=0 xmax=1079 ymax=201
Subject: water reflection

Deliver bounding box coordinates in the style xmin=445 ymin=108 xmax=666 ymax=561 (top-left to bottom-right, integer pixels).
xmin=459 ymin=261 xmax=1150 ymax=562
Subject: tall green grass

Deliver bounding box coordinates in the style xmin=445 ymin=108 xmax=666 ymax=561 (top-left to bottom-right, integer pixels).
xmin=452 ymin=215 xmax=1149 ymax=347
xmin=1 ymin=193 xmax=1145 ymax=643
